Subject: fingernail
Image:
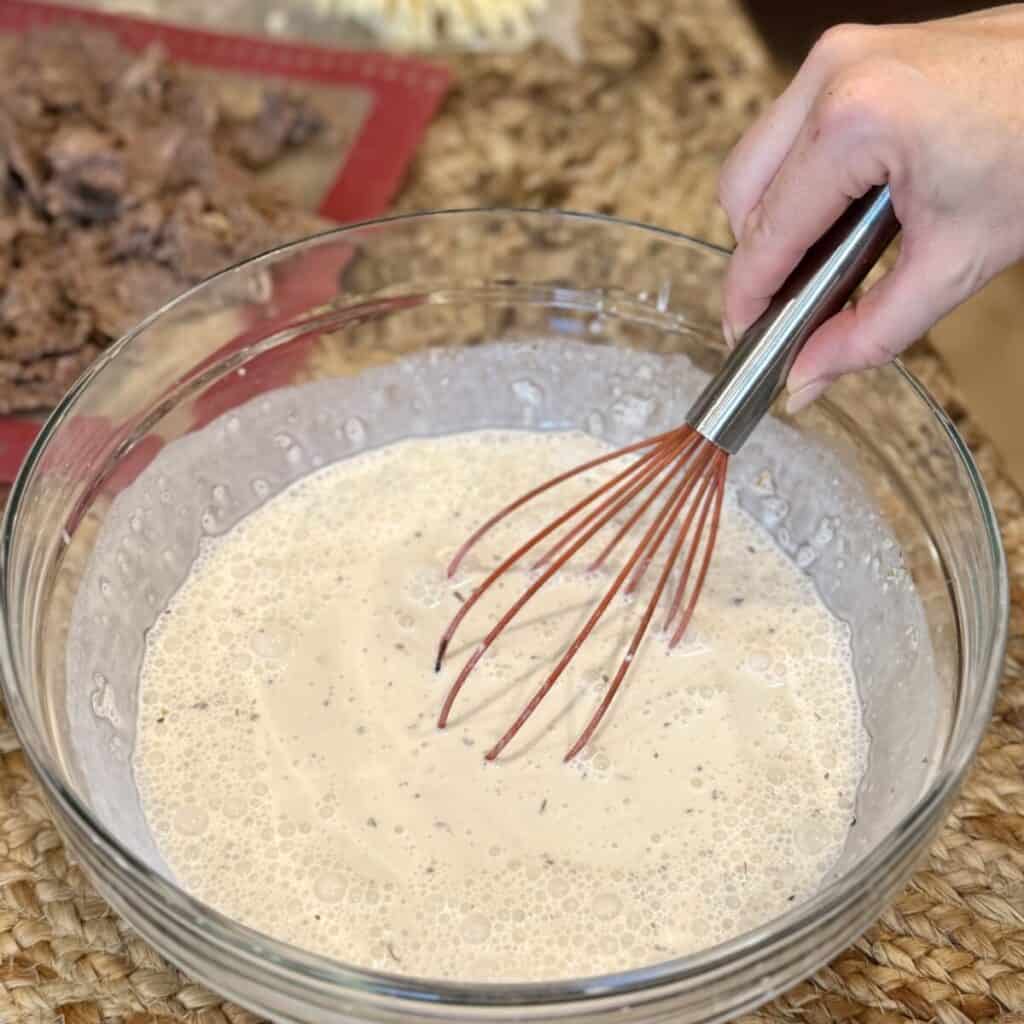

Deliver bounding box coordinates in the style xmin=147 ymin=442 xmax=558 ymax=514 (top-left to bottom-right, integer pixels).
xmin=722 ymin=319 xmax=736 ymax=348
xmin=785 ymin=378 xmax=830 ymax=415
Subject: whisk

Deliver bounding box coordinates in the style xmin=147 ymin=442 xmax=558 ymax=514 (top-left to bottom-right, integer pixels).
xmin=435 ymin=186 xmax=900 ymax=761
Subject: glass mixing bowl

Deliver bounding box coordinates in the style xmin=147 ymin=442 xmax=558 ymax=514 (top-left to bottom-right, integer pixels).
xmin=0 ymin=210 xmax=1007 ymax=1023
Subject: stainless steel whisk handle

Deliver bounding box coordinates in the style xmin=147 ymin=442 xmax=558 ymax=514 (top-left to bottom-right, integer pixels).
xmin=685 ymin=185 xmax=900 ymax=454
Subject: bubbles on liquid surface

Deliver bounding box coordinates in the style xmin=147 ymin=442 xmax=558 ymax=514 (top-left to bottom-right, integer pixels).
xmin=314 ymin=872 xmax=348 ymax=903
xmin=344 ymin=417 xmax=368 ymax=447
xmin=174 ymin=806 xmax=209 ymax=836
xmin=133 ymin=428 xmax=866 ymax=984
xmin=461 ymin=914 xmax=491 ymax=944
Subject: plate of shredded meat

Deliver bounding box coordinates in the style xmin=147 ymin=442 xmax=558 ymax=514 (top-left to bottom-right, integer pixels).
xmin=0 ymin=1 xmax=447 ymax=475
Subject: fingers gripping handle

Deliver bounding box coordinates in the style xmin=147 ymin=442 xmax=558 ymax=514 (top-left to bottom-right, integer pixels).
xmin=686 ymin=185 xmax=900 ymax=454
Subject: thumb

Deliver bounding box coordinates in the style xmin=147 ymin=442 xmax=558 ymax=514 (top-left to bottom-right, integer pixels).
xmin=785 ymin=233 xmax=982 ymax=412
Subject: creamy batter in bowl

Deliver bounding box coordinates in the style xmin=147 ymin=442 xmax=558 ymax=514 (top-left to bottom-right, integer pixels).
xmin=0 ymin=210 xmax=1007 ymax=1024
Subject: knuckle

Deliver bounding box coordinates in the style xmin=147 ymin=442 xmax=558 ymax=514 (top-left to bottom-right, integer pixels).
xmin=814 ymin=59 xmax=903 ymax=147
xmin=809 ymin=23 xmax=875 ymax=68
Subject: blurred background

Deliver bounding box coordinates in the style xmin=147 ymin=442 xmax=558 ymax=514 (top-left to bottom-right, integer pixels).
xmin=1 ymin=0 xmax=1021 ymax=490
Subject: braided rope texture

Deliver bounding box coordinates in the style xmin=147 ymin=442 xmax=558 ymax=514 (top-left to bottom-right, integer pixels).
xmin=3 ymin=2 xmax=1024 ymax=1021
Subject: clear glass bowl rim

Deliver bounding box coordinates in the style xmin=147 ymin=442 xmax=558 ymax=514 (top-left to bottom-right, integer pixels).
xmin=0 ymin=207 xmax=1009 ymax=1009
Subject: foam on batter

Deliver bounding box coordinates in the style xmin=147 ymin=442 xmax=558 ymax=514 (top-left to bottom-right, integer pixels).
xmin=134 ymin=428 xmax=866 ymax=982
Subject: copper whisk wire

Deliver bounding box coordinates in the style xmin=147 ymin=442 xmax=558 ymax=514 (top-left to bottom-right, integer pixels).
xmin=434 ymin=426 xmax=727 ymax=761
xmin=433 ymin=184 xmax=901 ymax=762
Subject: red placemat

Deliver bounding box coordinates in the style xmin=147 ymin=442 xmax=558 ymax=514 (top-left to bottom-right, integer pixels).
xmin=0 ymin=0 xmax=450 ymax=484
xmin=0 ymin=0 xmax=449 ymax=222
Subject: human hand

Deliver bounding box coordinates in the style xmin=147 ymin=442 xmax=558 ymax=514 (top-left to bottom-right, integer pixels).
xmin=717 ymin=6 xmax=1024 ymax=411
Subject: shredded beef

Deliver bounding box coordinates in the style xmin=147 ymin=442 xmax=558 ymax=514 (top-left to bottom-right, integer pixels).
xmin=0 ymin=25 xmax=326 ymax=413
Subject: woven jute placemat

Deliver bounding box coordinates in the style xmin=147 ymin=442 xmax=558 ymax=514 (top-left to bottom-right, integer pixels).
xmin=2 ymin=1 xmax=1024 ymax=1021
